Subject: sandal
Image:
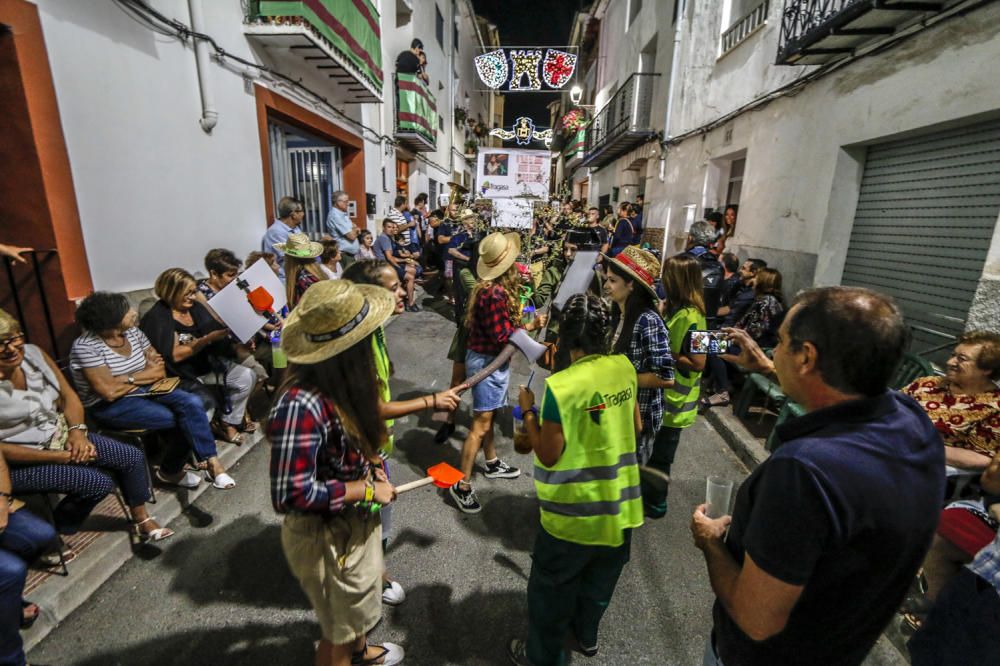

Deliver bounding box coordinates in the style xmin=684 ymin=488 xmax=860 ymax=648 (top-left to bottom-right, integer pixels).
xmin=350 ymin=641 xmax=405 ymax=666
xmin=900 ymin=611 xmax=923 ymax=636
xmin=238 ymin=419 xmax=258 ymax=434
xmin=705 ymin=391 xmax=731 ymax=407
xmin=206 ymin=471 xmax=237 ymax=490
xmin=154 ymin=468 xmax=202 ymax=489
xmin=21 ymin=601 xmax=39 ymax=629
xmin=132 ymin=517 xmax=174 ymax=542
xmin=211 ymin=421 xmax=244 ymax=445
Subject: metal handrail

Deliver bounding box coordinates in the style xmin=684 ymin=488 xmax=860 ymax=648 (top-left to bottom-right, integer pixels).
xmin=3 ymin=249 xmax=60 ymax=357
xmin=778 ymin=0 xmax=865 ymax=61
xmin=585 ymin=72 xmax=660 ymax=156
xmin=722 ymin=0 xmax=770 ymax=55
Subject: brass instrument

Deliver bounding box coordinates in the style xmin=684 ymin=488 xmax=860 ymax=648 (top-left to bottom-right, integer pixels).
xmin=446 ymin=181 xmax=470 ymax=211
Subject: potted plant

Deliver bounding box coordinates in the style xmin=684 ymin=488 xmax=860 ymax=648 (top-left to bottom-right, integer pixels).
xmin=463 ymin=139 xmax=478 ymax=157
xmin=454 ymin=107 xmax=468 ymax=125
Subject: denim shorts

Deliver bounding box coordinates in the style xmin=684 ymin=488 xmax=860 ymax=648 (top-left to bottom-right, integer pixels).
xmin=465 ymin=349 xmax=510 ymax=412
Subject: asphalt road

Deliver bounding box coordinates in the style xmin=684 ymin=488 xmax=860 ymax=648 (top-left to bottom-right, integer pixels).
xmin=27 ymin=305 xmax=900 ymax=665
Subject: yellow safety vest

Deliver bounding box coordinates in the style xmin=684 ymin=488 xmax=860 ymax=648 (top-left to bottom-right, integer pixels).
xmin=662 ymin=306 xmax=706 ymax=428
xmin=372 ymin=328 xmax=394 ymax=456
xmin=536 ymin=354 xmax=643 ymax=546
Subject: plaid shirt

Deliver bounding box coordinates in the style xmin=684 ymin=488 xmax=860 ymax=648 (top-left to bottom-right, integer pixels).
xmin=622 ymin=310 xmax=675 ymax=434
xmin=294 ymin=268 xmax=321 ymax=306
xmin=467 ymin=284 xmax=516 ymax=356
xmin=268 ymin=386 xmax=372 ymax=516
xmin=969 ymin=530 xmax=1000 ymax=596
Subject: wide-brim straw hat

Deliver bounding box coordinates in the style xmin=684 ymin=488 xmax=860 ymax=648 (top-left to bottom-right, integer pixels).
xmin=460 ymin=208 xmax=478 ymax=221
xmin=275 ymin=232 xmax=323 ymax=259
xmin=281 ymin=280 xmax=395 ymax=364
xmin=476 ymin=231 xmax=521 ymax=281
xmin=602 ymin=246 xmax=661 ymax=298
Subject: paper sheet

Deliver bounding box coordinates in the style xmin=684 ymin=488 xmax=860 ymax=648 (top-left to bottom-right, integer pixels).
xmin=205 ymin=259 xmax=287 ymax=343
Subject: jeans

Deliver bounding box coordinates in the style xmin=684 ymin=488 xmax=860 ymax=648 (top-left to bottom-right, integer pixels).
xmin=0 ymin=510 xmax=57 ymax=666
xmin=705 ymin=355 xmax=731 ymax=394
xmin=526 ymin=526 xmax=631 ymax=666
xmin=642 ymin=426 xmax=682 ymax=518
xmin=90 ymin=388 xmax=219 ymax=468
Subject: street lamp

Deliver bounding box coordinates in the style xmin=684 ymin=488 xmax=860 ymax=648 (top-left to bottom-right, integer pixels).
xmin=570 ymin=85 xmax=583 ymax=105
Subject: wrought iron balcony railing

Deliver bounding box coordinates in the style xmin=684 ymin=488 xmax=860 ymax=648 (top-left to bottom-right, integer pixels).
xmin=581 ymin=72 xmax=660 ymax=169
xmin=777 ymin=0 xmax=953 ymax=65
xmin=721 ymin=1 xmax=770 ymax=55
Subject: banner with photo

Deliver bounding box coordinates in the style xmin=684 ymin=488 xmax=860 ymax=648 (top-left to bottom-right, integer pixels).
xmin=476 ymin=148 xmax=551 ymax=199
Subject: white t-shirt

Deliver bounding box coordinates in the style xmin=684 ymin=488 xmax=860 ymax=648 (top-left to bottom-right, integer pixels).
xmin=0 ymin=344 xmax=63 ymax=448
xmin=70 ymin=327 xmax=151 ymax=407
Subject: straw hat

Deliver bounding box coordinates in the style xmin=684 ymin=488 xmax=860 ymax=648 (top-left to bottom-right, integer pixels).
xmin=459 ymin=208 xmax=478 ymax=221
xmin=281 ymin=280 xmax=395 ymax=364
xmin=476 ymin=231 xmax=521 ymax=281
xmin=275 ymin=232 xmax=323 ymax=259
xmin=603 ymin=246 xmax=661 ymax=298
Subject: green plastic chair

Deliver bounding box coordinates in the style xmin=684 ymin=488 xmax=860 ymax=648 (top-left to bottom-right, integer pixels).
xmin=734 ymin=372 xmax=787 ymax=421
xmin=891 ymin=353 xmax=935 ymax=390
xmin=766 ymin=400 xmax=807 ymax=452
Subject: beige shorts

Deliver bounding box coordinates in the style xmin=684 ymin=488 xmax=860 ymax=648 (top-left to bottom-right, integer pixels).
xmin=281 ymin=511 xmax=383 ymax=644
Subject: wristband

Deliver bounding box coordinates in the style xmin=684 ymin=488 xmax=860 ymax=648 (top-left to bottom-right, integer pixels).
xmin=364 ymin=481 xmax=374 ymax=503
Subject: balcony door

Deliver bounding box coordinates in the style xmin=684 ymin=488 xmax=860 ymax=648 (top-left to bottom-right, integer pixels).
xmin=267 ymin=120 xmax=342 ymax=239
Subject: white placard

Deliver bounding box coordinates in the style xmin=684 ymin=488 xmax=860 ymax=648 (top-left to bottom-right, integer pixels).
xmin=491 ymin=198 xmax=534 ymax=229
xmin=552 ymin=251 xmax=600 ymax=310
xmin=205 ymin=259 xmax=287 ymax=343
xmin=476 ymin=147 xmax=551 ymax=199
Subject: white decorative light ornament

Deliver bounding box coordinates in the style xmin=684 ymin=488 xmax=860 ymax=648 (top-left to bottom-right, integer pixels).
xmin=475 ymin=49 xmax=509 ymax=89
xmin=490 ymin=117 xmax=552 ymax=145
xmin=509 ymin=49 xmax=543 ymax=91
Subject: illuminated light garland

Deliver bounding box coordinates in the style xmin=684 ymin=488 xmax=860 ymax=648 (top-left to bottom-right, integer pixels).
xmin=475 ymin=49 xmax=508 ymax=89
xmin=489 ymin=117 xmax=552 ymax=145
xmin=509 ymin=49 xmax=543 ymax=91
xmin=542 ymin=50 xmax=577 ymax=88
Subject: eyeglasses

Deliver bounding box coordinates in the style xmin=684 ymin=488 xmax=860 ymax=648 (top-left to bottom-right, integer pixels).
xmin=294 ymin=208 xmax=304 ymax=213
xmin=0 ymin=334 xmax=25 ymax=350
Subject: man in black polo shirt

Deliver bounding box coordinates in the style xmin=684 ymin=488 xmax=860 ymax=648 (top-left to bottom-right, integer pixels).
xmin=693 ymin=287 xmax=945 ymax=666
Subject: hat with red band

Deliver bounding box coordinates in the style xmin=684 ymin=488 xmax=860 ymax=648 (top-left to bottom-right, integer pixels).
xmin=603 ymin=246 xmax=661 ymax=299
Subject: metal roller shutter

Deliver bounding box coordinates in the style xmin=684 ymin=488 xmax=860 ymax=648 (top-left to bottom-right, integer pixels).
xmin=841 ymin=118 xmax=1000 ymax=357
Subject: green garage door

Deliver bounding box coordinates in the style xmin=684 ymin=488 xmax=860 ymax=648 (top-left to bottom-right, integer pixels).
xmin=842 ymin=118 xmax=1000 ymax=357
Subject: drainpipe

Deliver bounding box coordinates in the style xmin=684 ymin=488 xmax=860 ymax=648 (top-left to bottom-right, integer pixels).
xmin=188 ymin=0 xmax=218 ymax=133
xmin=663 ymin=0 xmax=686 ymax=143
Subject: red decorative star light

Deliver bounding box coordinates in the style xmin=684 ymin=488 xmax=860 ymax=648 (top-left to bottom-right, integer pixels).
xmin=544 ymin=53 xmax=574 ymax=88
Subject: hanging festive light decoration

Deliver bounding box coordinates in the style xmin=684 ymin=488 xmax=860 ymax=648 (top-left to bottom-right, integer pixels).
xmin=542 ymin=50 xmax=578 ymax=89
xmin=508 ymin=49 xmax=543 ymax=91
xmin=474 ymin=49 xmax=509 ymax=89
xmin=490 ymin=117 xmax=552 ymax=145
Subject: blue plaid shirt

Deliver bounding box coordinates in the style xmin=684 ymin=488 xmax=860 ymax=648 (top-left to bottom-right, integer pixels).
xmin=620 ymin=310 xmax=674 ymax=437
xmin=969 ymin=531 xmax=1000 ymax=596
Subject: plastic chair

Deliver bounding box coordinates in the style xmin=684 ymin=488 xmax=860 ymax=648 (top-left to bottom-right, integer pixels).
xmin=766 ymin=400 xmax=807 ymax=452
xmin=86 ymin=422 xmax=157 ymax=504
xmin=891 ymin=353 xmax=935 ymax=390
xmin=734 ymin=372 xmax=787 ymax=421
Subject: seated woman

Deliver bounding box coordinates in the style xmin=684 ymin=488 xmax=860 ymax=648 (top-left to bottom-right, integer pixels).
xmin=140 ymin=268 xmax=256 ymax=453
xmin=71 ymin=292 xmax=235 ymax=490
xmin=1 ymin=448 xmax=58 ymax=666
xmin=277 ymin=233 xmax=327 ymax=309
xmin=735 ymin=267 xmax=785 ymax=349
xmin=319 ymin=240 xmax=343 ymax=280
xmin=0 ymin=309 xmax=170 ymax=540
xmin=195 ymin=248 xmax=242 ymax=302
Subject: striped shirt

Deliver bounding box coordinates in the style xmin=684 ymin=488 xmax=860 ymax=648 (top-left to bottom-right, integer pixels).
xmin=70 ymin=328 xmax=151 ymax=407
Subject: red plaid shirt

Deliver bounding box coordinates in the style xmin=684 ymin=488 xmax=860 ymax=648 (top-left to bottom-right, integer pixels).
xmin=268 ymin=386 xmax=372 ymax=515
xmin=466 ymin=284 xmax=516 ymax=356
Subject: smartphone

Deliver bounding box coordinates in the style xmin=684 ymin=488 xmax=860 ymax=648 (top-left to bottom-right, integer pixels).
xmin=689 ymin=330 xmax=739 ymax=355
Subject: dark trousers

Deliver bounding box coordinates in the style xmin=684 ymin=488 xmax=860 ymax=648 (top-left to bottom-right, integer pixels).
xmin=90 ymin=388 xmax=219 ymax=472
xmin=526 ymin=526 xmax=631 ymax=666
xmin=642 ymin=426 xmax=682 ymax=518
xmin=0 ymin=510 xmax=57 ymax=666
xmin=908 ymin=567 xmax=1000 ymax=665
xmin=705 ymin=355 xmax=732 ymax=394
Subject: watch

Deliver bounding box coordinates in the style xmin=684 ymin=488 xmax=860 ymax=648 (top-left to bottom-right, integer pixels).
xmin=68 ymin=423 xmax=89 ymax=433
xmin=127 ymin=375 xmax=135 ymax=384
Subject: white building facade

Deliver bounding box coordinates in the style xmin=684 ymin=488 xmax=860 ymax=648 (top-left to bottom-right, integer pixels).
xmin=559 ymin=0 xmax=1000 ymax=351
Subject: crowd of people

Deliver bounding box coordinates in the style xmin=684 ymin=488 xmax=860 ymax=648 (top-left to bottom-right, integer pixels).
xmin=1 ymin=184 xmax=998 ymax=666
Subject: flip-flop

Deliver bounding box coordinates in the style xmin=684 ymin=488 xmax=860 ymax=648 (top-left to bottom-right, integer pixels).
xmin=21 ymin=601 xmax=39 ymax=629
xmin=155 ymin=469 xmax=202 ymax=489
xmin=207 ymin=472 xmax=236 ymax=490
xmin=212 ymin=421 xmax=244 ymax=445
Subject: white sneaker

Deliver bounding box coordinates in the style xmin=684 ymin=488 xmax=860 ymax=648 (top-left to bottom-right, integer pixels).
xmin=382 ymin=580 xmax=406 ymax=605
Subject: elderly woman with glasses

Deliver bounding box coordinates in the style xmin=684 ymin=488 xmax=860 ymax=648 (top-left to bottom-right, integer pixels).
xmin=71 ymin=291 xmax=235 ymax=491
xmin=0 ymin=309 xmax=170 ymax=540
xmin=140 ymin=268 xmax=256 ymax=466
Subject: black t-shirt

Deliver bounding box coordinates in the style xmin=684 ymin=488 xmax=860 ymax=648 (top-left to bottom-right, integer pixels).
xmin=713 ymin=392 xmax=945 ymax=666
xmin=722 ymin=283 xmax=755 ymax=328
xmin=396 ymin=50 xmax=420 ymax=74
xmin=434 ymin=220 xmax=454 ymax=257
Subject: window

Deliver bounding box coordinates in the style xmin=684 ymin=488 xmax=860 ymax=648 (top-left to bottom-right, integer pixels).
xmin=726 ymin=158 xmax=745 ymax=206
xmin=628 ymin=0 xmax=642 ymax=27
xmin=453 ymin=0 xmax=459 ymax=52
xmin=435 ymin=5 xmax=444 ymax=49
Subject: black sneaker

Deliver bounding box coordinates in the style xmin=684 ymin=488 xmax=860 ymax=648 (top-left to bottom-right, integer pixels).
xmin=484 ymin=458 xmax=520 ymax=479
xmin=449 ymin=483 xmax=482 ymax=514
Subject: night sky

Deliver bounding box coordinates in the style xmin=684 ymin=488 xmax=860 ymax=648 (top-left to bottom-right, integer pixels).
xmin=471 ymin=0 xmax=580 ymax=130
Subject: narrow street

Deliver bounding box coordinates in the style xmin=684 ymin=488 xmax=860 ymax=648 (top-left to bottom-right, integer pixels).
xmin=29 ymin=306 xmax=758 ymax=665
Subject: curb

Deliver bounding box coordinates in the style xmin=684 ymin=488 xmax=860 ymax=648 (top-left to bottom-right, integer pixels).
xmin=702 ymin=405 xmax=910 ymax=665
xmin=22 ymin=432 xmax=264 ymax=652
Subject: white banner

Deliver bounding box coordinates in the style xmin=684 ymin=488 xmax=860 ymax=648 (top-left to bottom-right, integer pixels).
xmin=476 ymin=147 xmax=551 ymax=199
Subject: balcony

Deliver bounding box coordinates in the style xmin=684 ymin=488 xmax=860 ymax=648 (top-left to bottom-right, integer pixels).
xmin=777 ymin=0 xmax=955 ymax=66
xmin=244 ymin=0 xmax=383 ymax=103
xmin=580 ymin=73 xmax=660 ymax=170
xmin=562 ymin=129 xmax=587 ymax=168
xmin=394 ymin=74 xmax=437 ymax=152
xmin=721 ymin=1 xmax=770 ymax=56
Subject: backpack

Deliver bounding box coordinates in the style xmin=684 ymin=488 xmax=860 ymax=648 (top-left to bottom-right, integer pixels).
xmin=687 ymin=248 xmax=724 ymax=322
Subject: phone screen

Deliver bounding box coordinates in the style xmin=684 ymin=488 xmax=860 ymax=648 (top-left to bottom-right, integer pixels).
xmin=689 ymin=330 xmax=737 ymax=355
